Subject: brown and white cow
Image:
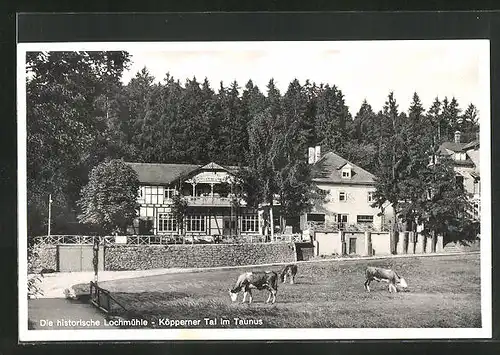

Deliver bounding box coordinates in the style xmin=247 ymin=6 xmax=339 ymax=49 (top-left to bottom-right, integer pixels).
xmin=364 ymin=266 xmax=408 ymax=293
xmin=279 ymin=264 xmax=298 ymax=284
xmin=229 ymin=271 xmax=278 ymax=304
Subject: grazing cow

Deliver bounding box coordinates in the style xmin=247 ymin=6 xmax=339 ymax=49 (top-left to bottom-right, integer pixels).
xmin=229 ymin=271 xmax=278 ymax=304
xmin=279 ymin=264 xmax=298 ymax=284
xmin=364 ymin=266 xmax=408 ymax=293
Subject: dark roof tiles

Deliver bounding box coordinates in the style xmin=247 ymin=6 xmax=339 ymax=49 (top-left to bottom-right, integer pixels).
xmin=311 ymin=151 xmax=375 ymax=185
xmin=126 ymin=162 xmax=200 ymax=185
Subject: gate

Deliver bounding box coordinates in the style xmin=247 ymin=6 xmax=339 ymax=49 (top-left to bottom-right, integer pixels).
xmin=90 ymin=281 xmax=127 ymax=313
xmin=58 ymin=245 xmax=104 ymax=272
xmin=349 ymin=238 xmax=357 ymax=254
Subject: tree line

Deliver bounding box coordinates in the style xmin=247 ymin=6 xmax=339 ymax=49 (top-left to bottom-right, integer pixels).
xmin=27 ymin=51 xmax=479 ymax=244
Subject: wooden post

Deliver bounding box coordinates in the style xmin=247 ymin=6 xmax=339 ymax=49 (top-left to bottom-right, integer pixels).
xmin=269 ymin=206 xmax=274 ymax=242
xmin=47 ymin=194 xmax=52 ymax=237
xmin=403 ymin=231 xmax=409 ymax=254
xmin=364 ymin=230 xmax=372 ymax=256
xmin=93 ymin=236 xmax=100 ymax=284
xmin=338 ymin=230 xmax=344 ymax=256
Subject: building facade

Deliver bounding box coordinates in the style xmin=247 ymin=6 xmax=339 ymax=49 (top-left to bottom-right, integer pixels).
xmin=438 ymin=131 xmax=480 ymax=221
xmin=301 ymin=150 xmax=389 ymax=232
xmin=127 ymin=149 xmax=389 ymax=238
xmin=127 ymin=162 xmax=261 ymax=239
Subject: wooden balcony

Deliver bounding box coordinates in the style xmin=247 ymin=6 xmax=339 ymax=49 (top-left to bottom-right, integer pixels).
xmin=185 ymin=196 xmax=233 ymax=206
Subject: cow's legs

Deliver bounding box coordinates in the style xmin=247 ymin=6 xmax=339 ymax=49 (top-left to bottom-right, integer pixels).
xmin=242 ymin=291 xmax=248 ymax=303
xmin=266 ymin=291 xmax=272 ymax=303
xmin=271 ymin=290 xmax=277 ymax=304
xmin=248 ymin=289 xmax=253 ymax=304
xmin=282 ymin=274 xmax=287 ymax=283
xmin=364 ymin=279 xmax=371 ymax=292
xmin=388 ymin=283 xmax=397 ymax=293
xmin=290 ymin=275 xmax=294 ymax=285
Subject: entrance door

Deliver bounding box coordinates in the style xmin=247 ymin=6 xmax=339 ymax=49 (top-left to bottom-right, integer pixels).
xmin=223 ymin=217 xmax=236 ymax=236
xmin=349 ymin=238 xmax=357 ymax=254
xmin=337 ymin=214 xmax=348 ymax=230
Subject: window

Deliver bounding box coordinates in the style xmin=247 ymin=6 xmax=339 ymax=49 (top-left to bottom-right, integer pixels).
xmin=473 ymin=180 xmax=480 ymax=195
xmin=186 ymin=215 xmax=205 ymax=232
xmin=164 ymin=188 xmax=176 ymax=200
xmin=337 ymin=214 xmax=348 ymax=229
xmin=242 ymin=215 xmax=259 ymax=232
xmin=357 ymin=215 xmax=374 ymax=224
xmin=339 ymin=191 xmax=347 ymax=202
xmin=473 ymin=203 xmax=480 ymax=220
xmin=158 ymin=213 xmax=177 ymax=232
xmin=144 ymin=186 xmax=163 ymax=204
xmin=342 ymin=170 xmax=350 ymax=178
xmin=367 ymin=191 xmax=374 ymax=203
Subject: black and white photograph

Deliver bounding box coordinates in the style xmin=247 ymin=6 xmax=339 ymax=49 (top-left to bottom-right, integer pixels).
xmin=18 ymin=38 xmax=491 ymax=341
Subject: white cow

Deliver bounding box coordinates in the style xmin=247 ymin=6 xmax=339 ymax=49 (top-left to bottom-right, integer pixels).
xmin=364 ymin=266 xmax=408 ymax=293
xmin=229 ymin=271 xmax=278 ymax=304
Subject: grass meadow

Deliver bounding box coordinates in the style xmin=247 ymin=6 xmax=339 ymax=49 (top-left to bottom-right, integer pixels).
xmin=77 ymin=253 xmax=481 ymax=328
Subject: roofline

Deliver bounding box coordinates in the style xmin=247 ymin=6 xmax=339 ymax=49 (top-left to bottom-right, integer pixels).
xmin=313 ymin=179 xmax=375 ymax=186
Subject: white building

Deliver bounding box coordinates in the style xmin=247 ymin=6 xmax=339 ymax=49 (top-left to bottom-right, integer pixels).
xmin=302 ymin=149 xmax=389 ymax=232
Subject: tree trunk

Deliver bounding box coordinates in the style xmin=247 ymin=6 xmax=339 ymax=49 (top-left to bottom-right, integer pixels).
xmin=431 ymin=230 xmax=437 ymax=253
xmin=270 ymin=205 xmax=274 ymax=242
xmin=391 ymin=204 xmax=398 ymax=254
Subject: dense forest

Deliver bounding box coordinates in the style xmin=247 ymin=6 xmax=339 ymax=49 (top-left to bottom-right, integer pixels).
xmin=26 ymin=51 xmax=480 ymax=237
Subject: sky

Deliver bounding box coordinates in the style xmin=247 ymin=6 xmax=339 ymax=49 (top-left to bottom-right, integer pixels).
xmin=120 ymin=40 xmax=489 ymax=118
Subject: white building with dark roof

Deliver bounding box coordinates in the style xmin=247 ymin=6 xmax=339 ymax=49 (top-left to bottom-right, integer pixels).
xmin=438 ymin=131 xmax=480 ymax=221
xmin=302 ymin=150 xmax=390 ymax=232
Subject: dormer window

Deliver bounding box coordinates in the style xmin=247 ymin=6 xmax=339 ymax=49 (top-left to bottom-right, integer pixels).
xmin=341 ymin=164 xmax=352 ymax=179
xmin=454 ymin=152 xmax=466 ymax=161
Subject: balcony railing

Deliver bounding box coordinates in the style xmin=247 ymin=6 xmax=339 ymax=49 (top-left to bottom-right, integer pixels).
xmin=185 ymin=196 xmax=233 ymax=206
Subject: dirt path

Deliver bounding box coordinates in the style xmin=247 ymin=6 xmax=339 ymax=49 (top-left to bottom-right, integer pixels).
xmin=28 ymin=298 xmax=118 ymax=330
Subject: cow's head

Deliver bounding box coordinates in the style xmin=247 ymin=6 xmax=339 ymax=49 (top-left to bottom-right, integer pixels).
xmin=229 ymin=289 xmax=238 ymax=302
xmin=399 ymin=278 xmax=408 ymax=289
xmin=278 ymin=272 xmax=285 ymax=283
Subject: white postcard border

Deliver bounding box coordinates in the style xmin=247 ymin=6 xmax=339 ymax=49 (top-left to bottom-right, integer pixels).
xmin=17 ymin=40 xmax=492 ymax=342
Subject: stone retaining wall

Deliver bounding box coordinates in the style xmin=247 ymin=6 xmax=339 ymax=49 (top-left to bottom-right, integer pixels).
xmin=30 ymin=245 xmax=58 ymax=272
xmin=104 ymin=243 xmax=297 ymax=271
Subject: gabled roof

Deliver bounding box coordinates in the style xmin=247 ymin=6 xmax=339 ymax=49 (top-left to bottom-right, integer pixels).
xmin=201 ymin=162 xmax=227 ymax=171
xmin=126 ymin=162 xmax=241 ymax=185
xmin=438 ymin=141 xmax=468 ymax=154
xmin=311 ymin=152 xmax=376 ymax=185
xmin=126 ymin=162 xmax=201 ymax=185
xmin=467 ymin=150 xmax=480 ymax=173
xmin=462 ymin=139 xmax=480 ymax=151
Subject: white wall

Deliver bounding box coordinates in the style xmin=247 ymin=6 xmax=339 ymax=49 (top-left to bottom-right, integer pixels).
xmin=315 ymin=183 xmax=387 ymax=230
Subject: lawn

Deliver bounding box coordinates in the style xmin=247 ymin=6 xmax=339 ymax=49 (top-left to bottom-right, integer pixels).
xmin=90 ymin=253 xmax=481 ymax=328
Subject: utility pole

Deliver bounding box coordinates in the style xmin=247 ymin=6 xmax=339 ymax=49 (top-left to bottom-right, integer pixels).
xmin=47 ymin=194 xmax=53 ymax=237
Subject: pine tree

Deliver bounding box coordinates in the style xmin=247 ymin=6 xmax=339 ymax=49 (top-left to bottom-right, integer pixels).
xmin=315 ymin=85 xmax=351 ymax=153
xmin=371 ymin=92 xmax=405 ymax=254
xmin=460 ymin=103 xmax=479 ymax=142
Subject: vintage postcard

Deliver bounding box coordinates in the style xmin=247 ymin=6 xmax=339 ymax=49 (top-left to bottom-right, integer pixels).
xmin=18 ymin=39 xmax=491 ymax=341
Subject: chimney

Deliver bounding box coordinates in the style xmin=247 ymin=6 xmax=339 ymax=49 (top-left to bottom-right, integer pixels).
xmin=308 ymin=147 xmax=315 ymax=164
xmin=314 ymin=146 xmax=321 ymax=163
xmin=454 ymin=131 xmax=461 ymax=144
